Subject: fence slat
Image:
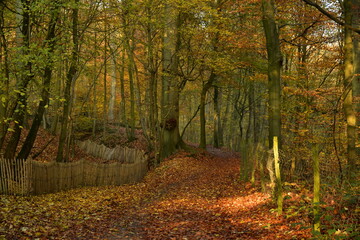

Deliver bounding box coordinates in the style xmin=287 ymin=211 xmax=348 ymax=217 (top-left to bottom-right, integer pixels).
xmin=0 ymin=141 xmax=147 ymax=195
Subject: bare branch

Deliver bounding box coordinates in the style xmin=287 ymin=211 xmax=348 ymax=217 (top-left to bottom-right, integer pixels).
xmin=301 ymin=0 xmax=360 ymax=34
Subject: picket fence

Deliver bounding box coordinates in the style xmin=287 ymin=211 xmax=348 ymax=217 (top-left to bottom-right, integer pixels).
xmin=0 ymin=141 xmax=147 ymax=195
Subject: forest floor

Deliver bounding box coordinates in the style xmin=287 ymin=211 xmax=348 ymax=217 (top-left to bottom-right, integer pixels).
xmin=0 ymin=146 xmax=316 ymax=240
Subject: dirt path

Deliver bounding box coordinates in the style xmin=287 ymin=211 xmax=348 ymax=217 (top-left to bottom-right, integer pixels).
xmin=101 ymin=149 xmax=310 ymax=240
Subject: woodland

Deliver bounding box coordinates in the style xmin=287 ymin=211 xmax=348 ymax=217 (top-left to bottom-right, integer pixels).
xmin=0 ymin=0 xmax=359 ymax=239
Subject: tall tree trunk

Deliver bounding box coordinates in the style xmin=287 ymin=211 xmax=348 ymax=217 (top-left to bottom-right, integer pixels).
xmin=312 ymin=144 xmax=321 ymax=233
xmin=199 ymin=0 xmax=221 ymax=149
xmin=343 ymin=0 xmax=357 ymax=180
xmin=262 ymin=0 xmax=282 ymax=149
xmin=56 ymin=0 xmax=79 ymax=162
xmin=351 ymin=0 xmax=360 ymax=164
xmin=103 ymin=16 xmax=108 ymax=135
xmin=222 ymin=88 xmax=232 ymax=147
xmin=17 ymin=3 xmax=60 ymax=160
xmin=108 ymin=43 xmax=117 ymax=122
xmin=246 ymin=80 xmax=254 ymax=144
xmin=213 ymin=86 xmax=223 ymax=148
xmin=145 ymin=0 xmax=158 ymax=153
xmin=262 ymin=0 xmax=283 ymax=214
xmin=200 ymin=73 xmax=215 ymax=149
xmin=273 ymin=136 xmax=283 ymax=214
xmin=4 ymin=0 xmax=32 ymax=160
xmin=123 ymin=0 xmax=136 ymax=140
xmin=119 ymin=49 xmax=130 ymax=138
xmin=160 ymin=3 xmax=183 ymax=160
xmin=0 ymin=4 xmax=10 ymax=150
xmin=128 ymin=55 xmax=136 ymax=140
xmin=92 ymin=32 xmax=98 ymax=136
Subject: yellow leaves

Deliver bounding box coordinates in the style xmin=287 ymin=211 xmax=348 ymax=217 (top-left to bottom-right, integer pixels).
xmin=0 ymin=149 xmax=315 ymax=239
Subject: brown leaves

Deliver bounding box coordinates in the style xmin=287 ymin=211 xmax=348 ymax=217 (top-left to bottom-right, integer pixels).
xmin=1 ymin=149 xmax=313 ymax=239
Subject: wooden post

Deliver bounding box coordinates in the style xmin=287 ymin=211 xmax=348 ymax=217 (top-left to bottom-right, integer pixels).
xmin=313 ymin=144 xmax=321 ymax=234
xmin=273 ymin=136 xmax=283 ymax=215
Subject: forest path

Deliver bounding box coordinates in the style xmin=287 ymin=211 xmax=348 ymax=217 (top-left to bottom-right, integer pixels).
xmin=103 ymin=148 xmax=310 ymax=240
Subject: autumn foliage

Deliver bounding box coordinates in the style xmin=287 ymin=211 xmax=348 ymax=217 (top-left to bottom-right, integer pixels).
xmin=0 ymin=148 xmax=313 ymax=239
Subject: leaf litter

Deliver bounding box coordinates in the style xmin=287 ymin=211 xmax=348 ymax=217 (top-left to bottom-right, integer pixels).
xmin=1 ymin=148 xmax=312 ymax=239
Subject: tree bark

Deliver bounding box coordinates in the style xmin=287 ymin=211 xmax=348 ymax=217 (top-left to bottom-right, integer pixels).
xmin=56 ymin=0 xmax=79 ymax=162
xmin=103 ymin=14 xmax=108 ymax=136
xmin=17 ymin=3 xmax=60 ymax=160
xmin=200 ymin=72 xmax=215 ymax=149
xmin=351 ymin=0 xmax=360 ymax=165
xmin=213 ymin=86 xmax=223 ymax=148
xmin=273 ymin=136 xmax=283 ymax=215
xmin=123 ymin=0 xmax=136 ymax=140
xmin=0 ymin=3 xmax=10 ymax=150
xmin=92 ymin=32 xmax=98 ymax=136
xmin=262 ymin=0 xmax=282 ymax=149
xmin=108 ymin=42 xmax=117 ymax=122
xmin=343 ymin=0 xmax=357 ymax=180
xmin=119 ymin=49 xmax=130 ymax=138
xmin=145 ymin=0 xmax=159 ymax=153
xmin=4 ymin=0 xmax=32 ymax=160
xmin=312 ymin=144 xmax=320 ymax=233
xmin=160 ymin=3 xmax=183 ymax=160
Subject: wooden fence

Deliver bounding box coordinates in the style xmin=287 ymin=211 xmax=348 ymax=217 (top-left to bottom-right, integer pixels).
xmin=76 ymin=140 xmax=143 ymax=163
xmin=0 ymin=142 xmax=147 ymax=195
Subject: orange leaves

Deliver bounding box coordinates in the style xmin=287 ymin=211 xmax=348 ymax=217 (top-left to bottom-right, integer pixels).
xmin=0 ymin=148 xmax=314 ymax=239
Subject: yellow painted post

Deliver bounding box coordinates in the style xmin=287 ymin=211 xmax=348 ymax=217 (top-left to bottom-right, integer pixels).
xmin=273 ymin=136 xmax=283 ymax=215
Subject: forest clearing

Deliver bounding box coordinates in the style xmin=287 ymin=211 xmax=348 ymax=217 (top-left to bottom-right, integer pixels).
xmin=0 ymin=0 xmax=360 ymax=239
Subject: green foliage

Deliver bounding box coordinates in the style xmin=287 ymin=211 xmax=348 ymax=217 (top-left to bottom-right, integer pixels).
xmin=74 ymin=116 xmax=94 ymax=138
xmin=285 ymin=184 xmax=359 ymax=239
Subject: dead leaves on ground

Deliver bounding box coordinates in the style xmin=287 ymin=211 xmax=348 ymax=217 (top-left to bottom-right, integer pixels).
xmin=1 ymin=150 xmax=313 ymax=239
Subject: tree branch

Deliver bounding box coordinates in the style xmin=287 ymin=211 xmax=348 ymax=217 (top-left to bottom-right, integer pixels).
xmin=301 ymin=0 xmax=360 ymax=34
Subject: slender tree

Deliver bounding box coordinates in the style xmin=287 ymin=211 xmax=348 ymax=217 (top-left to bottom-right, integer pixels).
xmin=0 ymin=2 xmax=10 ymax=150
xmin=160 ymin=2 xmax=183 ymax=160
xmin=199 ymin=0 xmax=221 ymax=149
xmin=343 ymin=0 xmax=357 ymax=180
xmin=262 ymin=0 xmax=282 ymax=149
xmin=4 ymin=0 xmax=32 ymax=160
xmin=56 ymin=0 xmax=79 ymax=162
xmin=262 ymin=0 xmax=283 ymax=214
xmin=17 ymin=1 xmax=61 ymax=160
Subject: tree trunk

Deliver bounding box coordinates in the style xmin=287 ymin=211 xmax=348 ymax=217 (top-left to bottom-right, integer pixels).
xmin=17 ymin=3 xmax=60 ymax=160
xmin=4 ymin=0 xmax=32 ymax=160
xmin=160 ymin=3 xmax=183 ymax=160
xmin=351 ymin=0 xmax=360 ymax=168
xmin=123 ymin=0 xmax=136 ymax=140
xmin=222 ymin=88 xmax=232 ymax=147
xmin=145 ymin=1 xmax=159 ymax=154
xmin=0 ymin=4 xmax=10 ymax=150
xmin=127 ymin=52 xmax=136 ymax=140
xmin=213 ymin=86 xmax=223 ymax=148
xmin=200 ymin=73 xmax=215 ymax=149
xmin=246 ymin=80 xmax=254 ymax=144
xmin=103 ymin=16 xmax=108 ymax=136
xmin=119 ymin=49 xmax=130 ymax=138
xmin=273 ymin=136 xmax=283 ymax=215
xmin=262 ymin=0 xmax=282 ymax=149
xmin=312 ymin=144 xmax=321 ymax=234
xmin=343 ymin=0 xmax=357 ymax=179
xmin=108 ymin=42 xmax=117 ymax=122
xmin=56 ymin=0 xmax=79 ymax=162
xmin=92 ymin=32 xmax=98 ymax=136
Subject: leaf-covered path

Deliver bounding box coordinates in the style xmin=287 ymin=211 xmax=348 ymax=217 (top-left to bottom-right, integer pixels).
xmin=103 ymin=149 xmax=310 ymax=240
xmin=1 ymin=149 xmax=311 ymax=239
